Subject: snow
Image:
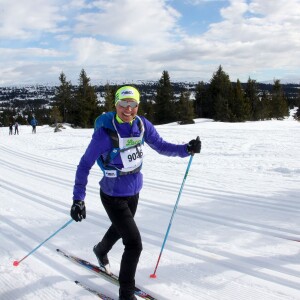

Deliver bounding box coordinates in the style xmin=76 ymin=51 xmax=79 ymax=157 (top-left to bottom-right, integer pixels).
xmin=0 ymin=113 xmax=300 ymax=300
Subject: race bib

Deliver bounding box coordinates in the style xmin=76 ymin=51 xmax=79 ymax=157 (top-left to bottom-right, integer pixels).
xmin=119 ymin=137 xmax=144 ymax=170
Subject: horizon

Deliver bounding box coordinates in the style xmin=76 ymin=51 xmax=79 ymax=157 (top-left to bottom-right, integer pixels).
xmin=1 ymin=77 xmax=300 ymax=89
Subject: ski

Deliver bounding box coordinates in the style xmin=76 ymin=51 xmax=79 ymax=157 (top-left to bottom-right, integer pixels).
xmin=75 ymin=280 xmax=115 ymax=299
xmin=56 ymin=248 xmax=157 ymax=300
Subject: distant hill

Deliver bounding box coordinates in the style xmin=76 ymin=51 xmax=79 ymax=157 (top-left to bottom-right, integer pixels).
xmin=0 ymin=81 xmax=299 ymax=107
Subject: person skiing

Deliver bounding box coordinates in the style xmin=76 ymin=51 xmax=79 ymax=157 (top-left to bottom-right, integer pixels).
xmin=30 ymin=117 xmax=38 ymax=133
xmin=70 ymin=85 xmax=201 ymax=300
xmin=9 ymin=123 xmax=13 ymax=135
xmin=14 ymin=122 xmax=19 ymax=135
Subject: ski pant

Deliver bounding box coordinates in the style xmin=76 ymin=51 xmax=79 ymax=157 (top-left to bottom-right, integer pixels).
xmin=98 ymin=189 xmax=142 ymax=298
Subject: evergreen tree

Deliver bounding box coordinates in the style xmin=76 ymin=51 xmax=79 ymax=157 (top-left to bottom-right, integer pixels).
xmin=155 ymin=70 xmax=176 ymax=124
xmin=177 ymin=90 xmax=195 ymax=125
xmin=295 ymin=107 xmax=300 ymax=120
xmin=142 ymin=100 xmax=155 ymax=123
xmin=54 ymin=72 xmax=72 ymax=123
xmin=240 ymin=79 xmax=251 ymax=120
xmin=33 ymin=107 xmax=52 ymax=125
xmin=259 ymin=91 xmax=272 ymax=120
xmin=74 ymin=69 xmax=99 ymax=128
xmin=231 ymin=79 xmax=250 ymax=122
xmin=208 ymin=65 xmax=233 ymax=121
xmin=104 ymin=83 xmax=115 ymax=112
xmin=50 ymin=106 xmax=63 ymax=132
xmin=245 ymin=78 xmax=260 ymax=120
xmin=270 ymin=79 xmax=289 ymax=119
xmin=194 ymin=81 xmax=208 ymax=118
xmin=136 ymin=98 xmax=145 ymax=117
xmin=295 ymin=88 xmax=300 ymax=120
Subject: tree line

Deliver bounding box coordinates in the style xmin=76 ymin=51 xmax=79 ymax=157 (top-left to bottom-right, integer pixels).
xmin=53 ymin=66 xmax=298 ymax=127
xmin=1 ymin=65 xmax=299 ymax=127
xmin=52 ymin=69 xmax=196 ymax=128
xmin=195 ymin=66 xmax=292 ymax=122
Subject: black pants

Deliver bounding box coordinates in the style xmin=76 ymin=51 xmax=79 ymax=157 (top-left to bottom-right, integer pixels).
xmin=98 ymin=190 xmax=142 ymax=297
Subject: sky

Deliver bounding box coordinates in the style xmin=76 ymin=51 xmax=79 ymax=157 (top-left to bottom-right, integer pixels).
xmin=1 ymin=0 xmax=300 ymax=86
xmin=1 ymin=112 xmax=300 ymax=299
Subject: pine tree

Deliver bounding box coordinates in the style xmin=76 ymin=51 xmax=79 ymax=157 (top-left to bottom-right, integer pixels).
xmin=208 ymin=65 xmax=233 ymax=121
xmin=295 ymin=89 xmax=300 ymax=120
xmin=245 ymin=78 xmax=260 ymax=120
xmin=295 ymin=107 xmax=300 ymax=120
xmin=54 ymin=72 xmax=72 ymax=123
xmin=270 ymin=79 xmax=289 ymax=119
xmin=194 ymin=81 xmax=208 ymax=118
xmin=50 ymin=106 xmax=63 ymax=132
xmin=74 ymin=69 xmax=99 ymax=128
xmin=104 ymin=83 xmax=115 ymax=112
xmin=177 ymin=90 xmax=195 ymax=125
xmin=231 ymin=79 xmax=250 ymax=122
xmin=142 ymin=100 xmax=155 ymax=123
xmin=155 ymin=71 xmax=176 ymax=124
xmin=259 ymin=91 xmax=272 ymax=120
xmin=136 ymin=98 xmax=145 ymax=117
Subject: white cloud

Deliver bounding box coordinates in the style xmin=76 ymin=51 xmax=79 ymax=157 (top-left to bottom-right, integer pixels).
xmin=0 ymin=0 xmax=66 ymax=39
xmin=0 ymin=47 xmax=66 ymax=58
xmin=74 ymin=0 xmax=181 ymax=45
xmin=69 ymin=37 xmax=168 ymax=82
xmin=185 ymin=0 xmax=227 ymax=4
xmin=0 ymin=47 xmax=70 ymax=84
xmin=71 ymin=37 xmax=127 ymax=65
xmin=0 ymin=0 xmax=300 ymax=85
xmin=220 ymin=0 xmax=248 ymax=20
xmin=179 ymin=0 xmax=300 ymax=81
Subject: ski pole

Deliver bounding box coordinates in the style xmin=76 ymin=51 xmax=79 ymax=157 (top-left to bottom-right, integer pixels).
xmin=13 ymin=218 xmax=73 ymax=266
xmin=150 ymin=145 xmax=196 ymax=278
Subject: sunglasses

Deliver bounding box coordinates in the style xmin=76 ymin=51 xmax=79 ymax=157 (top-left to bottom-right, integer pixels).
xmin=117 ymin=100 xmax=138 ymax=108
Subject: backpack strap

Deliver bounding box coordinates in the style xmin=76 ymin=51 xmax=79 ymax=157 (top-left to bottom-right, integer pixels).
xmin=95 ymin=112 xmax=145 ymax=176
xmin=106 ymin=128 xmax=119 ymax=148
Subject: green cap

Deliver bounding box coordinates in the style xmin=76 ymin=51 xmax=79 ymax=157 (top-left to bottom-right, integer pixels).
xmin=115 ymin=86 xmax=140 ymax=105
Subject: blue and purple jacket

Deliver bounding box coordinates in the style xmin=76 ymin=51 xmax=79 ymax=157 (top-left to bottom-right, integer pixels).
xmin=73 ymin=112 xmax=190 ymax=199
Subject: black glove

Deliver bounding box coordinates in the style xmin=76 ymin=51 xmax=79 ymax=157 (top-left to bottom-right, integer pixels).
xmin=70 ymin=200 xmax=86 ymax=222
xmin=187 ymin=136 xmax=201 ymax=154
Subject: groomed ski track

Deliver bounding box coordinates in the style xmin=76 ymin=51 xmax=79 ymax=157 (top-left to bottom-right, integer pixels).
xmin=1 ymin=122 xmax=300 ymax=300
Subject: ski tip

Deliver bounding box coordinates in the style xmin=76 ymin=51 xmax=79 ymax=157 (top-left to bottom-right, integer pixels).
xmin=74 ymin=280 xmax=79 ymax=284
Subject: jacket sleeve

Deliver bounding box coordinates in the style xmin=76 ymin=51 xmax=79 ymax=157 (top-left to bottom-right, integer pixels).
xmin=73 ymin=128 xmax=112 ymax=201
xmin=142 ymin=117 xmax=190 ymax=158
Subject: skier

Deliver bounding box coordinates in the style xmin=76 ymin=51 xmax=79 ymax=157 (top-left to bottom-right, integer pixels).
xmin=9 ymin=123 xmax=13 ymax=135
xmin=70 ymin=85 xmax=201 ymax=300
xmin=30 ymin=117 xmax=38 ymax=133
xmin=14 ymin=122 xmax=19 ymax=135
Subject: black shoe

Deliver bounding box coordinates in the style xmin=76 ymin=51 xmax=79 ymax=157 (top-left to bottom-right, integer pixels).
xmin=118 ymin=296 xmax=137 ymax=300
xmin=93 ymin=245 xmax=111 ymax=274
